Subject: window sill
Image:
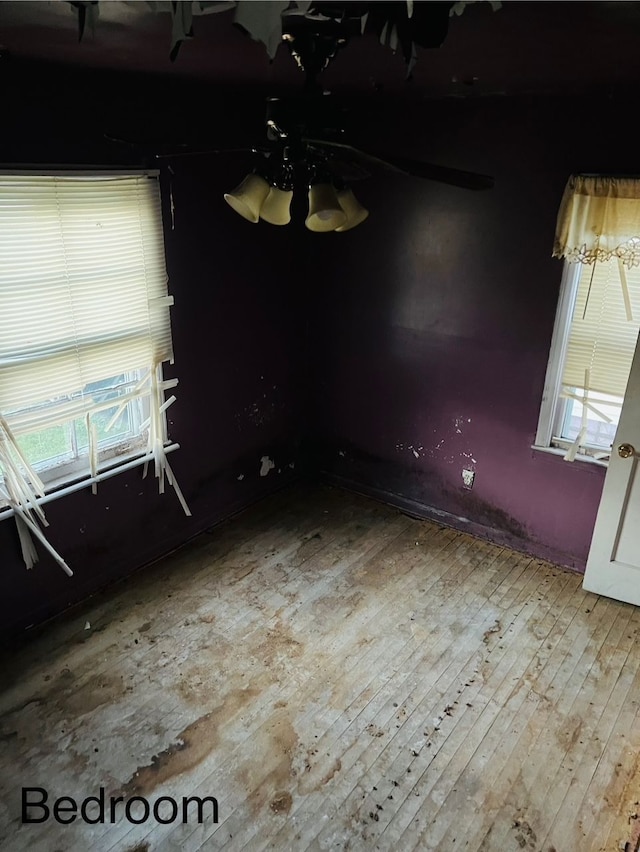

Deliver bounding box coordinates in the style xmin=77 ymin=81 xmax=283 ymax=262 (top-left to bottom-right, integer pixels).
xmin=0 ymin=442 xmax=180 ymax=521
xmin=531 ymin=444 xmax=609 ymax=468
xmin=34 ymin=437 xmax=148 ymax=492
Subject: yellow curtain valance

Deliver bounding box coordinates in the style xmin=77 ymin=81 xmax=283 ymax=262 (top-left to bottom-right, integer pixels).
xmin=553 ymin=175 xmax=640 ymax=267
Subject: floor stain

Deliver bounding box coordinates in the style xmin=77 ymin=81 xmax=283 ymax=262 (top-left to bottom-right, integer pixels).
xmin=1 ymin=666 xmax=126 ymax=728
xmin=366 ymin=724 xmax=386 ymax=738
xmin=174 ymin=648 xmax=234 ymax=704
xmin=269 ymin=791 xmax=293 ymax=814
xmin=512 ymin=815 xmax=537 ymax=848
xmin=330 ymin=682 xmax=373 ymax=713
xmin=239 ymin=712 xmax=299 ymax=815
xmin=298 ymin=754 xmax=342 ymax=795
xmin=225 ymin=562 xmax=260 ymax=585
xmin=62 ymin=671 xmax=128 ymax=716
xmin=555 ymin=713 xmax=582 ymax=750
xmin=254 ymin=620 xmax=304 ymax=673
xmin=604 ymin=746 xmax=640 ymax=849
xmin=483 ymin=620 xmax=501 ymax=645
xmin=121 ymin=687 xmax=259 ymax=796
xmin=313 ymin=589 xmax=366 ymax=622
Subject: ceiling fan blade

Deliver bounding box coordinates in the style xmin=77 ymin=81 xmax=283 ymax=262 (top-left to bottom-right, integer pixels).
xmin=380 ymin=154 xmax=495 ymax=191
xmin=324 ymin=156 xmax=373 ymax=183
xmin=304 ymin=139 xmax=494 ymax=191
xmin=104 ymin=133 xmax=267 ymax=159
xmin=153 ymin=146 xmax=260 ymax=160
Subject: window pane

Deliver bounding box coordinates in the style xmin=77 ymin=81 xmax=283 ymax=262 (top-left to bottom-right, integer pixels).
xmin=17 ymin=423 xmax=74 ymax=469
xmin=11 ymin=371 xmax=145 ymax=474
xmin=75 ymin=372 xmax=142 ymax=451
xmin=560 ymin=388 xmax=622 ymax=450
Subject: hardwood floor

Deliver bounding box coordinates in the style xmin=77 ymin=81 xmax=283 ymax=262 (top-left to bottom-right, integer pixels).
xmin=1 ymin=485 xmax=639 ymax=852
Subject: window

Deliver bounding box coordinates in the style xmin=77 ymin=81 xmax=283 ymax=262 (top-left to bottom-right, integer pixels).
xmin=536 ymin=174 xmax=640 ymax=464
xmin=0 ymin=172 xmax=189 ymax=574
xmin=535 ymin=258 xmax=640 ymax=462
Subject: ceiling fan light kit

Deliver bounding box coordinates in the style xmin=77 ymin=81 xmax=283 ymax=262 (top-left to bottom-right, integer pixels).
xmin=223 ymin=172 xmax=270 ymax=223
xmin=305 ymin=182 xmax=347 ymax=232
xmin=224 ymin=161 xmax=369 ymax=232
xmin=335 ymin=188 xmax=370 ymax=232
xmin=224 ymin=172 xmax=368 ymax=233
xmin=259 ymin=186 xmax=294 ymax=226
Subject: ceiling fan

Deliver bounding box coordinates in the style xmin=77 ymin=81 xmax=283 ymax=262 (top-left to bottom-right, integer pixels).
xmin=221 ymin=10 xmax=494 ymax=231
xmin=106 ymin=8 xmax=494 ymax=231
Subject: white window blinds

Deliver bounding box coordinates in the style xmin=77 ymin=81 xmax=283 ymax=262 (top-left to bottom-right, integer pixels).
xmin=1 ymin=174 xmax=172 ymax=413
xmin=0 ymin=173 xmax=190 ymax=574
xmin=562 ymin=260 xmax=640 ymax=400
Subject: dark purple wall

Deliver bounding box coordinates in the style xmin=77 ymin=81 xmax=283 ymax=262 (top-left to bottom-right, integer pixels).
xmin=304 ymin=95 xmax=639 ymax=571
xmin=0 ymin=64 xmax=304 ymax=637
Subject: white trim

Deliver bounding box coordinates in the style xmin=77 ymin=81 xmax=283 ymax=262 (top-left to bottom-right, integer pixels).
xmin=535 ymin=261 xmax=581 ymax=446
xmin=0 ymin=443 xmax=180 ymax=521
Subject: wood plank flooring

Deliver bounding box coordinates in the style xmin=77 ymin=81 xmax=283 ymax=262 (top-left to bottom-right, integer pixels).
xmin=1 ymin=485 xmax=639 ymax=852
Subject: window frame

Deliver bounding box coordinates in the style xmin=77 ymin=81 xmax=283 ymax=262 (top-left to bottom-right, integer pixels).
xmin=535 ymin=261 xmax=580 ymax=447
xmin=533 ymin=257 xmax=639 ymax=467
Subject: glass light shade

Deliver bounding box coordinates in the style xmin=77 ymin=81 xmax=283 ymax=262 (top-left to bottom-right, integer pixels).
xmin=259 ymin=186 xmax=293 ymax=225
xmin=335 ymin=188 xmax=369 ymax=232
xmin=223 ymin=174 xmax=270 ymax=223
xmin=305 ymin=183 xmax=347 ymax=232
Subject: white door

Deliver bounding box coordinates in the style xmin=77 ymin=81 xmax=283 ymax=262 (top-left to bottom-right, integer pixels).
xmin=583 ymin=334 xmax=640 ymax=604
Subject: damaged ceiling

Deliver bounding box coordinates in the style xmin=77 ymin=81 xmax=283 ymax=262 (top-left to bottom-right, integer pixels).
xmin=1 ymin=1 xmax=640 ymax=100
